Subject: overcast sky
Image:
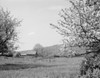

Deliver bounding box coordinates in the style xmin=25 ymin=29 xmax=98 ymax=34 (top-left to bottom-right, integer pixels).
xmin=0 ymin=0 xmax=69 ymax=51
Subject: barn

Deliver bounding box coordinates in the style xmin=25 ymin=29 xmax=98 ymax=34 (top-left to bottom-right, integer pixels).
xmin=19 ymin=50 xmax=36 ymax=56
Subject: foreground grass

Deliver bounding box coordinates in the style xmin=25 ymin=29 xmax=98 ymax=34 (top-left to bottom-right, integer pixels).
xmin=0 ymin=56 xmax=84 ymax=78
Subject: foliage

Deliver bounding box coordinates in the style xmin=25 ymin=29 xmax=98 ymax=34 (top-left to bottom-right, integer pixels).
xmin=79 ymin=54 xmax=100 ymax=78
xmin=33 ymin=43 xmax=44 ymax=56
xmin=14 ymin=52 xmax=21 ymax=57
xmin=79 ymin=0 xmax=100 ymax=78
xmin=51 ymin=0 xmax=100 ymax=52
xmin=33 ymin=43 xmax=43 ymax=49
xmin=0 ymin=8 xmax=21 ymax=55
xmin=51 ymin=0 xmax=100 ymax=78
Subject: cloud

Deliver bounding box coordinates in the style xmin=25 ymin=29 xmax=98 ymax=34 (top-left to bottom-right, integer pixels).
xmin=28 ymin=32 xmax=35 ymax=36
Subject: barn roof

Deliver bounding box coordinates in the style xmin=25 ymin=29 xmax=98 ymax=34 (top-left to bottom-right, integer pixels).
xmin=19 ymin=50 xmax=36 ymax=55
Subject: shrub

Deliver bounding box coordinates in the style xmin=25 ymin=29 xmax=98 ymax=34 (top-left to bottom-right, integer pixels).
xmin=15 ymin=52 xmax=21 ymax=57
xmin=79 ymin=53 xmax=100 ymax=78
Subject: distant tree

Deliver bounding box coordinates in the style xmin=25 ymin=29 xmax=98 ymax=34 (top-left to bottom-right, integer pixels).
xmin=33 ymin=43 xmax=43 ymax=49
xmin=0 ymin=8 xmax=21 ymax=55
xmin=33 ymin=43 xmax=43 ymax=56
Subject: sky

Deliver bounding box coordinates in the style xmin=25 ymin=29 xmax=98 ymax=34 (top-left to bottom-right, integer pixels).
xmin=0 ymin=0 xmax=69 ymax=51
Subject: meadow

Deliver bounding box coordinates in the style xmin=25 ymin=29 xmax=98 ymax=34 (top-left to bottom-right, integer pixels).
xmin=0 ymin=56 xmax=84 ymax=78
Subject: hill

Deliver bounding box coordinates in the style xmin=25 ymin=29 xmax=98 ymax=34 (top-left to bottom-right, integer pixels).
xmin=34 ymin=44 xmax=62 ymax=57
xmin=18 ymin=44 xmax=86 ymax=57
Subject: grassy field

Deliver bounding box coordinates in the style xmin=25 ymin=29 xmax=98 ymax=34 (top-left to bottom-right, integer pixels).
xmin=0 ymin=56 xmax=84 ymax=78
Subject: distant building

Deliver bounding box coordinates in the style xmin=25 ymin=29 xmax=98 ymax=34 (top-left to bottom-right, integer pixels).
xmin=19 ymin=50 xmax=36 ymax=56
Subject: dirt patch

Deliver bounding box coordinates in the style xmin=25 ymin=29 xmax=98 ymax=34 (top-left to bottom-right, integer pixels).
xmin=0 ymin=63 xmax=56 ymax=70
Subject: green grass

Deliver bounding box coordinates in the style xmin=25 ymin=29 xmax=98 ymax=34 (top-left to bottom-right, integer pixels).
xmin=0 ymin=56 xmax=84 ymax=78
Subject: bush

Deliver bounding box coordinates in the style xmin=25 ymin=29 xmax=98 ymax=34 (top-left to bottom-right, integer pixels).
xmin=79 ymin=52 xmax=100 ymax=78
xmin=4 ymin=52 xmax=13 ymax=57
xmin=15 ymin=52 xmax=21 ymax=57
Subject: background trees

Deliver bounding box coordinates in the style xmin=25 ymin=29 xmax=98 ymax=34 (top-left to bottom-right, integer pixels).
xmin=0 ymin=8 xmax=21 ymax=55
